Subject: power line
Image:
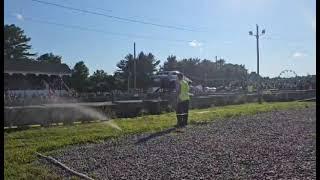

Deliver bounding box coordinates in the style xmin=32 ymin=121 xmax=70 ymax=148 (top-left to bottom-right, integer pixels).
xmin=30 ymin=0 xmax=203 ymax=32
xmin=49 ymin=0 xmax=113 ymax=12
xmin=7 ymin=15 xmax=197 ymax=44
xmin=44 ymin=0 xmax=211 ymax=31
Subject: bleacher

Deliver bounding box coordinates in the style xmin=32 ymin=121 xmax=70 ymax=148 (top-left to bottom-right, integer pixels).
xmin=4 ymin=60 xmax=73 ymax=106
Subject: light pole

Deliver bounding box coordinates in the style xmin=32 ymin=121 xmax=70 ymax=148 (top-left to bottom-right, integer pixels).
xmin=249 ymin=24 xmax=265 ymax=104
xmin=134 ymin=42 xmax=136 ymax=90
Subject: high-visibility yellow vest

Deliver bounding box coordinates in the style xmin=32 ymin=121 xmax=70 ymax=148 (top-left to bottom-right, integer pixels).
xmin=179 ymin=80 xmax=190 ymax=101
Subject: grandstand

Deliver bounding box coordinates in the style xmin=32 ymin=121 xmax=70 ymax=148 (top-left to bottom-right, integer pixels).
xmin=4 ymin=60 xmax=72 ymax=105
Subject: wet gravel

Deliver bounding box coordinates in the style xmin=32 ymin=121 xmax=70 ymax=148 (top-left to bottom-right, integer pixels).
xmin=42 ymin=106 xmax=316 ymax=179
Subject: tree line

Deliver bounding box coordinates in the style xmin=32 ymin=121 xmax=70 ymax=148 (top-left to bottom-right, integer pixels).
xmin=4 ymin=24 xmax=163 ymax=92
xmin=4 ymin=24 xmax=315 ymax=93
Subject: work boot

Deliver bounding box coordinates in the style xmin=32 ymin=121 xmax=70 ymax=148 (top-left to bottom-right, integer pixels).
xmin=185 ymin=114 xmax=188 ymax=126
xmin=181 ymin=115 xmax=188 ymax=127
xmin=176 ymin=115 xmax=183 ymax=128
xmin=175 ymin=128 xmax=185 ymax=133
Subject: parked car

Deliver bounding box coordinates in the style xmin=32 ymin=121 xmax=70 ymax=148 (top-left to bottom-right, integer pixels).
xmin=204 ymin=86 xmax=217 ymax=93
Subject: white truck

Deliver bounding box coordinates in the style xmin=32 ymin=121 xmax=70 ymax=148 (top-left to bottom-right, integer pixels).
xmin=150 ymin=71 xmax=192 ymax=92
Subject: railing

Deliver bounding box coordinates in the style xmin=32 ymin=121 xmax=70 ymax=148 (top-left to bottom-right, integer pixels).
xmin=4 ymin=89 xmax=315 ymax=128
xmin=4 ymin=89 xmax=316 ymax=107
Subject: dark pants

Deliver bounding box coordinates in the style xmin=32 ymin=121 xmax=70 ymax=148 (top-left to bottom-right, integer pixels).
xmin=176 ymin=100 xmax=189 ymax=127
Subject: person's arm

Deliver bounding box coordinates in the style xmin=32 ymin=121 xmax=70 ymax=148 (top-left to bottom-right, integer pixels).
xmin=176 ymin=81 xmax=180 ymax=101
xmin=176 ymin=81 xmax=180 ymax=94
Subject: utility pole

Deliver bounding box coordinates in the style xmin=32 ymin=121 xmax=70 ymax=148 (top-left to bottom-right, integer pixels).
xmin=215 ymin=56 xmax=218 ymax=69
xmin=134 ymin=42 xmax=136 ymax=89
xmin=249 ymin=24 xmax=265 ymax=104
xmin=205 ymin=72 xmax=207 ymax=87
xmin=256 ymin=25 xmax=260 ymax=79
xmin=127 ymin=72 xmax=130 ymax=92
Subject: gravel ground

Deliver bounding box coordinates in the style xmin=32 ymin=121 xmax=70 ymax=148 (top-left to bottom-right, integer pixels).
xmin=40 ymin=106 xmax=316 ymax=180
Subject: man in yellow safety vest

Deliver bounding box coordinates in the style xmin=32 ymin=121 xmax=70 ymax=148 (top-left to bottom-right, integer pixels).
xmin=175 ymin=73 xmax=190 ymax=127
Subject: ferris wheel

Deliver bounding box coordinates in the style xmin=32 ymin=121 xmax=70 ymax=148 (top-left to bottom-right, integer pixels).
xmin=278 ymin=70 xmax=297 ymax=78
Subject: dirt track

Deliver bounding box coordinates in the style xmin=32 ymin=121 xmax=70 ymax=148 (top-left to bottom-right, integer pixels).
xmin=42 ymin=106 xmax=316 ymax=179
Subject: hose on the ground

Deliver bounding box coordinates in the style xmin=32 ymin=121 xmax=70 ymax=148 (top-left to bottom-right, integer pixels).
xmin=35 ymin=152 xmax=94 ymax=180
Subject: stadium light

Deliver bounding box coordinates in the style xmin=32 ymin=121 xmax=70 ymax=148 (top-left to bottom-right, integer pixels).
xmin=249 ymin=24 xmax=266 ymax=104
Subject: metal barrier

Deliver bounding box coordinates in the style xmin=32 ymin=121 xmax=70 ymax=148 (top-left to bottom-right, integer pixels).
xmin=4 ymin=89 xmax=316 ymax=128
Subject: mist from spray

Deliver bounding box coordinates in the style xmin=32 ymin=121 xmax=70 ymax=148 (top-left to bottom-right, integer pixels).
xmin=40 ymin=96 xmax=122 ymax=131
xmin=73 ymin=104 xmax=121 ymax=130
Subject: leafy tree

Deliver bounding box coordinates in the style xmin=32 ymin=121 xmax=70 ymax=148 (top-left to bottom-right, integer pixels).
xmin=178 ymin=58 xmax=200 ymax=75
xmin=163 ymin=55 xmax=178 ymax=71
xmin=88 ymin=70 xmax=115 ymax=92
xmin=4 ymin=24 xmax=36 ymax=61
xmin=116 ymin=52 xmax=160 ymax=90
xmin=216 ymin=58 xmax=225 ymax=69
xmin=136 ymin=52 xmax=160 ymax=89
xmin=113 ymin=71 xmax=127 ymax=90
xmin=70 ymin=61 xmax=89 ymax=92
xmin=115 ymin=54 xmax=133 ymax=90
xmin=160 ymin=55 xmax=249 ymax=87
xmin=90 ymin=70 xmax=108 ymax=83
xmin=37 ymin=53 xmax=62 ymax=64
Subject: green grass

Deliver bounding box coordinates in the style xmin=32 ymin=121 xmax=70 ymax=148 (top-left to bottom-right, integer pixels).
xmin=4 ymin=101 xmax=315 ymax=179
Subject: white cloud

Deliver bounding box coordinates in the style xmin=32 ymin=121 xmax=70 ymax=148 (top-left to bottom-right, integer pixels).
xmin=292 ymin=52 xmax=307 ymax=58
xmin=188 ymin=40 xmax=202 ymax=48
xmin=15 ymin=13 xmax=24 ymax=21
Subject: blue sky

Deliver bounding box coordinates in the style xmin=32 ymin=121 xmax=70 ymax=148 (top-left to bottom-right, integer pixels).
xmin=4 ymin=0 xmax=316 ymax=77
